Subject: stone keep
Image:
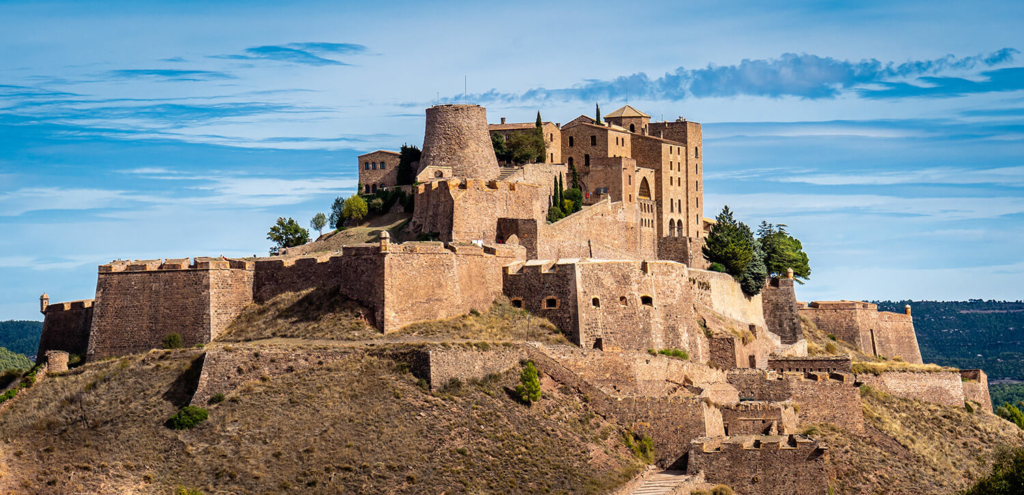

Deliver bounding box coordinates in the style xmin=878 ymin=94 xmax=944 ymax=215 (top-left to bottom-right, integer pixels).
xmin=420 ymin=105 xmax=499 ymax=180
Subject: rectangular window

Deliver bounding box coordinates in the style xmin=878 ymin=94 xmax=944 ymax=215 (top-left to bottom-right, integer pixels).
xmin=591 ymin=135 xmax=596 ymax=146
xmin=380 ymin=162 xmax=386 ymax=170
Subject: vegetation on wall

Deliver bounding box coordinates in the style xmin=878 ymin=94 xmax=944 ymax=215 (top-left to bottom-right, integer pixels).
xmin=491 ymin=113 xmax=546 ymax=165
xmin=702 ymin=206 xmax=765 ymax=295
xmin=396 ymin=144 xmax=421 ymax=185
xmin=267 ymin=217 xmax=310 ymax=255
xmin=546 ymin=172 xmax=582 ymax=222
xmin=757 ymin=222 xmax=811 ymax=282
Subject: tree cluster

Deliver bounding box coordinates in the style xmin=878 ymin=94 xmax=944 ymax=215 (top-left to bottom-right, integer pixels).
xmin=547 ymin=173 xmax=582 ymax=222
xmin=492 ymin=111 xmax=546 ymax=164
xmin=396 ymin=144 xmax=421 ymax=185
xmin=267 ymin=217 xmax=310 ymax=255
xmin=702 ymin=206 xmax=811 ymax=296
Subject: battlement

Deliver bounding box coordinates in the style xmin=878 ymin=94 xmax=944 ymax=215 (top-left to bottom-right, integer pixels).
xmin=769 ymin=355 xmax=853 ymax=374
xmin=416 ymin=178 xmax=526 ymax=194
xmin=99 ymin=257 xmax=254 ymax=273
xmin=693 ymin=434 xmax=818 ymax=453
xmin=43 ymin=299 xmax=95 ymax=313
xmin=800 ymin=299 xmax=922 ymax=363
xmin=806 ymin=300 xmax=876 ymax=310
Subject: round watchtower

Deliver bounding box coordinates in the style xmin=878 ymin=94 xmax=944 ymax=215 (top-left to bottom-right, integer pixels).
xmin=420 ymin=104 xmax=499 ymax=180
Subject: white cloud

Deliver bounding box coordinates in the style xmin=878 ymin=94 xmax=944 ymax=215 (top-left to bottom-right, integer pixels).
xmin=705 ymin=192 xmax=1024 ymax=220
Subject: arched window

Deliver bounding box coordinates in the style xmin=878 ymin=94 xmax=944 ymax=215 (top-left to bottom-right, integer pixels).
xmin=630 ymin=123 xmax=635 ymax=133
xmin=669 ymin=219 xmax=675 ymax=235
xmin=592 ymin=297 xmax=600 ymax=308
xmin=364 ymin=184 xmax=371 ymax=194
xmin=364 ymin=162 xmax=370 ymax=170
xmin=670 ymin=200 xmax=674 ymax=213
xmin=371 ymin=184 xmax=377 ymax=193
xmin=371 ymin=162 xmax=377 ymax=170
xmin=380 ymin=162 xmax=386 ymax=170
xmin=619 ymin=296 xmax=628 ymax=306
xmin=638 ymin=178 xmax=651 ymax=199
xmin=435 ymin=170 xmax=444 ymax=178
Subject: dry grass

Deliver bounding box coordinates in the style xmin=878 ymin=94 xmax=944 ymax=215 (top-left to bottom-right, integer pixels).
xmin=218 ymin=285 xmax=380 ymax=342
xmin=392 ymin=297 xmax=570 ymax=344
xmin=851 ymin=360 xmax=958 ymax=375
xmin=0 ymin=347 xmax=640 ymax=494
xmin=281 ymin=212 xmax=412 ymax=257
xmin=817 ymin=385 xmax=1024 ymax=494
xmin=220 ymin=291 xmax=568 ymax=346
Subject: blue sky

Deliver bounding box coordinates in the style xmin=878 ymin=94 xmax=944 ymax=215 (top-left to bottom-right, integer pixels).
xmin=1 ymin=0 xmax=1023 ymax=320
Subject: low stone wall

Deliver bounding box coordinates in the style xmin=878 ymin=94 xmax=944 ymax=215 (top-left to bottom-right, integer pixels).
xmin=423 ymin=345 xmax=526 ymax=390
xmin=687 ymin=435 xmax=829 ymax=495
xmin=768 ymin=356 xmax=852 ymax=374
xmin=191 ymin=348 xmax=352 ymax=406
xmin=856 ymin=371 xmax=965 ymax=408
xmin=960 ymin=369 xmax=992 ymax=412
xmin=720 ymin=401 xmax=798 ymax=436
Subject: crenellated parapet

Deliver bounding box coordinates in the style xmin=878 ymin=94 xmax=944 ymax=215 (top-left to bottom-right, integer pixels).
xmin=99 ymin=257 xmax=255 ymax=273
xmin=800 ymin=300 xmax=922 ymax=363
xmin=687 ymin=434 xmax=829 ymax=494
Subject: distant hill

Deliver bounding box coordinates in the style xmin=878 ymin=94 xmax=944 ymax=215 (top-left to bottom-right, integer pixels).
xmin=877 ymin=300 xmax=1024 ymax=407
xmin=0 ymin=347 xmax=32 ymax=372
xmin=0 ymin=320 xmax=42 ymax=358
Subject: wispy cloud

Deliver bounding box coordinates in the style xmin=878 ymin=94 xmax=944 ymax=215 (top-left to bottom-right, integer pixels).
xmin=705 ymin=192 xmax=1024 ymax=221
xmin=212 ymin=42 xmax=368 ymax=66
xmin=773 ymin=165 xmax=1024 ymax=187
xmin=860 ymin=67 xmax=1024 ymax=99
xmin=451 ymin=48 xmax=1019 ymax=103
xmin=105 ymin=69 xmax=235 ymax=82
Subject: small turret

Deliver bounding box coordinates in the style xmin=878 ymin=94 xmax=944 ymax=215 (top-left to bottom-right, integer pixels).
xmin=786 ymin=268 xmax=794 ymax=280
xmin=905 ymin=304 xmax=912 ymax=316
xmin=40 ymin=292 xmax=49 ymax=314
xmin=380 ymin=231 xmax=391 ymax=252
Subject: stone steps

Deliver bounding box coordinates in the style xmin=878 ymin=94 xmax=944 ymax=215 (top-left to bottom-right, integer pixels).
xmin=629 ymin=470 xmax=697 ymax=495
xmin=497 ymin=167 xmax=519 ymax=180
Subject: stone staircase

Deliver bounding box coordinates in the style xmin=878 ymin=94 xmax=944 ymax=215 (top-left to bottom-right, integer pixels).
xmin=497 ymin=166 xmax=520 ymax=181
xmin=628 ymin=470 xmax=704 ymax=495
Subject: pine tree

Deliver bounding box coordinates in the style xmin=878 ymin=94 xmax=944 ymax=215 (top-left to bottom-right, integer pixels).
xmin=595 ymin=103 xmax=602 ymax=123
xmin=535 ymin=111 xmax=543 ymax=128
xmin=558 ymin=173 xmax=564 ymax=209
xmin=515 ymin=361 xmax=542 ymax=404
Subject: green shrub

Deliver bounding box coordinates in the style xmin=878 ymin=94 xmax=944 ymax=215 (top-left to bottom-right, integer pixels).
xmin=708 ymin=262 xmax=727 ymax=273
xmin=367 ymin=198 xmax=384 ymax=215
xmin=208 ymin=393 xmax=226 ymax=405
xmin=995 ymin=402 xmax=1024 ymax=430
xmin=965 ymin=401 xmax=975 ymax=414
xmin=167 ymin=406 xmax=209 ymax=430
xmin=960 ymin=446 xmax=1024 ymax=494
xmin=827 ymin=333 xmax=837 ymax=341
xmin=657 ymin=348 xmax=689 ymax=360
xmin=163 ymin=333 xmax=183 ymax=349
xmin=825 ymin=342 xmax=838 ymax=354
xmin=622 ymin=430 xmax=654 ymax=464
xmin=176 ymin=488 xmax=204 ymax=495
xmin=515 ymin=361 xmax=542 ymax=404
xmin=711 ymin=486 xmax=735 ymax=495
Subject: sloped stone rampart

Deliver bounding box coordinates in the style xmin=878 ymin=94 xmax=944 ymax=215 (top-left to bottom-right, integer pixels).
xmin=687 ymin=435 xmax=828 ymax=495
xmin=727 ymin=369 xmax=865 ymax=434
xmin=720 ymin=401 xmax=797 ymax=436
xmin=960 ymin=369 xmax=992 ymax=412
xmin=688 ymin=269 xmax=766 ymax=328
xmin=799 ymin=301 xmax=922 ymax=363
xmin=37 ymin=300 xmax=94 ymax=363
xmin=856 ymin=370 xmax=965 ymax=408
xmin=423 ymin=345 xmax=526 ymax=390
xmin=191 ymin=348 xmax=353 ymax=406
xmin=768 ymin=356 xmax=852 ymax=374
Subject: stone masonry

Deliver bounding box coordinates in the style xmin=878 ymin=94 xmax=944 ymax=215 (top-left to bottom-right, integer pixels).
xmin=419 ymin=104 xmax=499 ymax=180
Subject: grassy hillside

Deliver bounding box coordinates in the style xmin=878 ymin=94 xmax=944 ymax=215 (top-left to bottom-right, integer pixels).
xmin=0 ymin=347 xmax=641 ymax=494
xmin=0 ymin=347 xmax=33 ymax=372
xmin=819 ymin=385 xmax=1024 ymax=494
xmin=0 ymin=320 xmax=42 ymax=357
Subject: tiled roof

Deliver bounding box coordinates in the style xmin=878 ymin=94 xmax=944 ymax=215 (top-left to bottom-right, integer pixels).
xmin=605 ymin=104 xmax=650 ymax=118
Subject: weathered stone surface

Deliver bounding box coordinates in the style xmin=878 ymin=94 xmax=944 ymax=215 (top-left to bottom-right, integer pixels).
xmin=687 ymin=434 xmax=828 ymax=495
xmin=800 ymin=301 xmax=923 ymax=363
xmin=420 ymin=105 xmax=499 ymax=180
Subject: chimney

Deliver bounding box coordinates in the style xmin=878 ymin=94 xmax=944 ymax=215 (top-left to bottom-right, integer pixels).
xmin=500 ymin=117 xmax=506 ymax=124
xmin=40 ymin=293 xmax=49 ymax=314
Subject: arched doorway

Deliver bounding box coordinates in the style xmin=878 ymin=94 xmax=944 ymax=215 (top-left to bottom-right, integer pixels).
xmin=638 ymin=178 xmax=651 ymax=199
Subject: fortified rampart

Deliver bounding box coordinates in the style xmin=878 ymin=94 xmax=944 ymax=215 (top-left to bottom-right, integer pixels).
xmin=37 ymin=299 xmax=94 ymax=362
xmin=855 ymin=370 xmax=966 ymax=408
xmin=410 ymin=179 xmax=545 ymax=243
xmin=526 ymin=344 xmax=724 ymax=467
xmin=504 ymin=259 xmax=704 ymax=355
xmin=761 ymin=277 xmax=801 ymax=344
xmin=960 ymin=369 xmax=993 ymax=411
xmin=768 ymin=356 xmax=853 ymax=374
xmin=687 ymin=435 xmax=828 ymax=495
xmin=799 ymin=301 xmax=922 ymax=363
xmin=534 ymin=199 xmax=656 ymax=261
xmin=727 ymin=369 xmax=865 ymax=434
xmin=257 ymin=241 xmax=526 ymax=332
xmin=86 ymin=258 xmax=254 ymax=361
xmin=719 ymin=401 xmax=797 ymax=436
xmin=688 ymin=270 xmax=766 ymax=329
xmin=419 ymin=104 xmax=499 ymax=180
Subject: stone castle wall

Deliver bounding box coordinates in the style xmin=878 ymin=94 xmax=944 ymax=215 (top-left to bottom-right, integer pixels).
xmin=727 ymin=369 xmax=865 ymax=434
xmin=504 ymin=260 xmax=707 ymax=355
xmin=689 ymin=269 xmax=766 ymax=329
xmin=535 ymin=199 xmax=656 ymax=261
xmin=768 ymin=356 xmax=852 ymax=374
xmin=800 ymin=301 xmax=922 ymax=363
xmin=657 ymin=235 xmax=708 ymax=270
xmin=37 ymin=300 xmax=94 ymax=362
xmin=420 ymin=104 xmax=499 ymax=180
xmin=687 ymin=435 xmax=828 ymax=495
xmin=720 ymin=401 xmax=798 ymax=436
xmin=86 ymin=259 xmax=254 ymax=361
xmin=411 ymin=179 xmax=545 ymax=244
xmin=856 ymin=371 xmax=965 ymax=408
xmin=761 ymin=277 xmax=801 ymax=344
xmin=960 ymin=369 xmax=993 ymax=411
xmin=422 ymin=345 xmax=526 ymax=390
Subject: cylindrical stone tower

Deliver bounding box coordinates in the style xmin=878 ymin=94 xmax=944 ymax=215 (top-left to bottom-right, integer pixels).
xmin=420 ymin=104 xmax=499 ymax=180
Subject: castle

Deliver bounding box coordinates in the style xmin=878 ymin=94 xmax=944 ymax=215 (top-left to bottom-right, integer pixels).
xmin=31 ymin=103 xmax=991 ymax=494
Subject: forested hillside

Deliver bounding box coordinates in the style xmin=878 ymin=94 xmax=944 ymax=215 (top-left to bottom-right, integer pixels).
xmin=877 ymin=300 xmax=1024 ymax=407
xmin=0 ymin=320 xmax=42 ymax=358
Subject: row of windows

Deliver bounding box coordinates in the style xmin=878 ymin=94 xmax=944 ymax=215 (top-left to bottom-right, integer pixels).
xmin=668 ymin=162 xmax=701 ymax=175
xmin=510 ymin=295 xmax=654 ymax=310
xmin=363 ymin=161 xmax=388 ymax=171
xmin=363 ymin=184 xmax=387 ymax=193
